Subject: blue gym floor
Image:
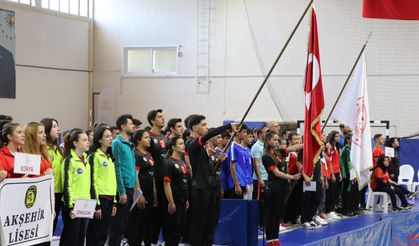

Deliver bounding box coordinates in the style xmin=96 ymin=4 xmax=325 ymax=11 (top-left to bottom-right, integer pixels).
xmin=258 ymin=199 xmax=419 ymax=246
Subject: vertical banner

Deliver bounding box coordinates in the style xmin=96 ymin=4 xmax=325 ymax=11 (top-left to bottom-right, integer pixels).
xmin=96 ymin=86 xmax=116 ymax=126
xmin=0 ymin=9 xmax=16 ymax=99
xmin=0 ymin=175 xmax=54 ymax=246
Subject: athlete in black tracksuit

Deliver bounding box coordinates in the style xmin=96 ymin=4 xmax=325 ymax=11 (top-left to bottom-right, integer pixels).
xmin=127 ymin=147 xmax=156 ymax=246
xmin=148 ymin=130 xmax=168 ymax=243
xmin=187 ymin=119 xmax=234 ymax=246
xmin=163 ymin=155 xmax=190 ymax=246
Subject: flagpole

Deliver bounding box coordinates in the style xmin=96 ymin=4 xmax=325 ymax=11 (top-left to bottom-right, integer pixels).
xmin=222 ymin=0 xmax=313 ymax=151
xmin=321 ymin=32 xmax=373 ymax=132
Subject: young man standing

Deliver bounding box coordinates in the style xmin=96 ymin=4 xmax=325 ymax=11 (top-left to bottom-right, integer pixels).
xmin=284 ymin=133 xmax=304 ymax=224
xmin=187 ymin=115 xmax=237 ymax=246
xmin=227 ymin=126 xmax=249 ymax=199
xmin=372 ymin=134 xmax=385 ymax=168
xmin=251 ymin=127 xmax=268 ymax=227
xmin=147 ymin=109 xmax=169 ymax=244
xmin=109 ymin=114 xmax=136 ymax=246
xmin=166 ymin=118 xmax=184 ymax=140
xmin=242 ymin=131 xmax=254 ymax=200
xmin=133 ymin=118 xmax=142 ymax=131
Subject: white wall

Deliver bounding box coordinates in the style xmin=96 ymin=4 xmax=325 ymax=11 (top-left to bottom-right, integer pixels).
xmin=93 ymin=0 xmax=419 ymax=136
xmin=0 ymin=2 xmax=89 ymax=130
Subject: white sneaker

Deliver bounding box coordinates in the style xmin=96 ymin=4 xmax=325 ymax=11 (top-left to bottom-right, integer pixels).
xmin=314 ymin=215 xmax=328 ymax=226
xmin=310 ymin=220 xmax=321 ymax=228
xmin=303 ymin=222 xmax=314 ymax=230
xmin=328 ymin=212 xmax=340 ymax=220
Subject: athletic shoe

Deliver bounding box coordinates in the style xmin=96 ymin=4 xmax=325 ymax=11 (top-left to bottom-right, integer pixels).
xmin=408 ymin=191 xmax=419 ymax=200
xmin=280 ymin=221 xmax=289 ymax=229
xmin=328 ymin=212 xmax=340 ymax=220
xmin=303 ymin=222 xmax=314 ymax=230
xmin=319 ymin=213 xmax=328 ymax=220
xmin=279 ymin=224 xmax=286 ymax=231
xmin=314 ymin=215 xmax=328 ymax=226
xmin=402 ymin=203 xmax=415 ymax=209
xmin=393 ymin=207 xmax=403 ymax=212
xmin=407 ymin=203 xmax=415 ymax=208
xmin=310 ymin=220 xmax=321 ymax=228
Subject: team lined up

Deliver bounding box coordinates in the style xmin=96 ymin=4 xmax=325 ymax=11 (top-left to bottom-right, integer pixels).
xmin=0 ymin=113 xmax=417 ymax=246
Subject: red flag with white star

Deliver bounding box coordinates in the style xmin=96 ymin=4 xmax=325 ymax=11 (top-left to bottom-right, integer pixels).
xmin=303 ymin=8 xmax=324 ymax=179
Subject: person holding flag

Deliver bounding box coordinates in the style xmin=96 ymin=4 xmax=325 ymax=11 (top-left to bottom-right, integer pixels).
xmin=331 ymin=53 xmax=373 ymax=192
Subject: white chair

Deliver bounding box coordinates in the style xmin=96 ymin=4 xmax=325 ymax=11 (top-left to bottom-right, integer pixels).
xmin=398 ymin=164 xmax=415 ymax=191
xmin=412 ymin=170 xmax=419 ymax=198
xmin=366 ymin=182 xmax=389 ymax=213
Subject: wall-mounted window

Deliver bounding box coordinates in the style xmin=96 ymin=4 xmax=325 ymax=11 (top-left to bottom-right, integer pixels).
xmin=5 ymin=0 xmax=90 ymax=18
xmin=123 ymin=46 xmax=178 ymax=76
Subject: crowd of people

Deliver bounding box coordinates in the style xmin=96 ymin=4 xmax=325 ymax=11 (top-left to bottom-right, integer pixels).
xmin=0 ymin=113 xmax=417 ymax=246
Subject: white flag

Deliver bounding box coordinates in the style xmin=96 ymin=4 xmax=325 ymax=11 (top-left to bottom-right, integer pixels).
xmin=332 ymin=54 xmax=373 ymax=188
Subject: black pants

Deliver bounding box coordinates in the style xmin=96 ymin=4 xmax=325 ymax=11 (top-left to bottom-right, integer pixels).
xmin=341 ymin=179 xmax=360 ymax=214
xmin=283 ymin=178 xmax=303 ymax=223
xmin=86 ymin=197 xmax=114 ymax=246
xmin=325 ymin=174 xmax=340 ymax=213
xmin=190 ymin=188 xmax=221 ymax=246
xmin=59 ymin=207 xmax=88 ymax=246
xmin=375 ymin=185 xmax=408 ymax=208
xmin=165 ymin=200 xmax=187 ymax=246
xmin=126 ymin=192 xmax=154 ymax=246
xmin=108 ymin=188 xmax=134 ymax=246
xmin=253 ymin=180 xmax=266 ymax=227
xmin=359 ymin=186 xmax=368 ymax=208
xmin=264 ymin=189 xmax=287 ymax=241
xmin=394 ymin=184 xmax=411 ymax=195
xmin=53 ymin=193 xmax=63 ymax=235
xmin=183 ymin=188 xmax=193 ymax=244
xmin=301 ymin=183 xmax=320 ymax=223
xmin=150 ymin=181 xmax=167 ymax=244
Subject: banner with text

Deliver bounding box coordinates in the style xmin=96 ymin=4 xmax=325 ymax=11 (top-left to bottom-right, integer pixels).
xmin=0 ymin=175 xmax=54 ymax=246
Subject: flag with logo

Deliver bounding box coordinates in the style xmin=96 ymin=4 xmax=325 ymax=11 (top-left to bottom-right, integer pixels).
xmin=303 ymin=7 xmax=325 ymax=179
xmin=332 ymin=54 xmax=373 ymax=188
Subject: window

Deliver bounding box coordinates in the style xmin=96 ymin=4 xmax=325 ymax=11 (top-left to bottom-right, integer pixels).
xmin=6 ymin=0 xmax=90 ymax=18
xmin=123 ymin=46 xmax=178 ymax=76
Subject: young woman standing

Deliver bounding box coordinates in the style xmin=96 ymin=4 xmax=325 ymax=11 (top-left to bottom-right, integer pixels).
xmin=163 ymin=136 xmax=190 ymax=246
xmin=22 ymin=122 xmax=53 ymax=177
xmin=325 ymin=131 xmax=342 ymax=220
xmin=0 ymin=122 xmax=25 ymax=179
xmin=40 ymin=118 xmax=64 ymax=233
xmin=262 ymin=131 xmax=300 ymax=246
xmin=86 ymin=126 xmax=117 ymax=246
xmin=127 ymin=129 xmax=157 ymax=246
xmin=60 ymin=129 xmax=92 ymax=246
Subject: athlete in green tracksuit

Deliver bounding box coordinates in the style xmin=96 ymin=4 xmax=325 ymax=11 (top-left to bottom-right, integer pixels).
xmin=86 ymin=127 xmax=117 ymax=246
xmin=60 ymin=129 xmax=91 ymax=246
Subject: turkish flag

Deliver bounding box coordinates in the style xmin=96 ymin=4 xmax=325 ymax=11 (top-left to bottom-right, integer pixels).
xmin=363 ymin=0 xmax=419 ymax=20
xmin=303 ymin=8 xmax=324 ymax=179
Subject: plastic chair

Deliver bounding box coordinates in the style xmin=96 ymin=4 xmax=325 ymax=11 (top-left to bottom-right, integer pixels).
xmin=398 ymin=164 xmax=414 ymax=191
xmin=412 ymin=170 xmax=419 ymax=198
xmin=366 ymin=183 xmax=389 ymax=213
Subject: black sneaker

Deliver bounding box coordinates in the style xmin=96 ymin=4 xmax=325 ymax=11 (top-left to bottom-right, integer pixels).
xmin=393 ymin=207 xmax=402 ymax=212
